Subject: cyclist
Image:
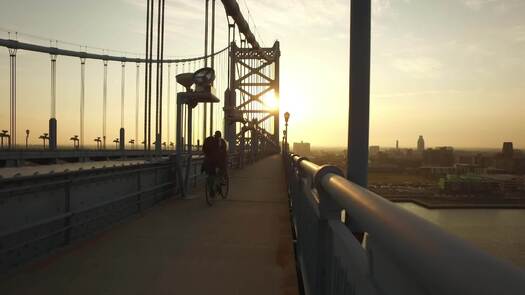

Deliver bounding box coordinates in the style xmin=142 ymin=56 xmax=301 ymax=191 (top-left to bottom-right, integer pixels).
xmin=202 ymin=131 xmax=228 ymax=196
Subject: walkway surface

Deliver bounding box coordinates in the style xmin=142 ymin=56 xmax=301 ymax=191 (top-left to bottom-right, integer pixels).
xmin=0 ymin=155 xmax=299 ymax=295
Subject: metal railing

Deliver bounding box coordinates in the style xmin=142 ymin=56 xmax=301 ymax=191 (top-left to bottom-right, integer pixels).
xmin=284 ymin=153 xmax=525 ymax=295
xmin=0 ymin=160 xmax=181 ymax=272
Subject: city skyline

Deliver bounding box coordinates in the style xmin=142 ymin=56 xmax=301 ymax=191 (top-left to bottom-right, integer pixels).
xmin=0 ymin=0 xmax=523 ymax=149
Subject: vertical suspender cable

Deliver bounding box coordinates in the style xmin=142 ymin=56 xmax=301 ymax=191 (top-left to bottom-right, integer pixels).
xmin=148 ymin=0 xmax=154 ymax=150
xmin=227 ymin=24 xmax=231 ymax=91
xmin=159 ymin=0 xmax=166 ymax=147
xmin=50 ymin=53 xmax=57 ymax=150
xmin=182 ymin=62 xmax=186 ymax=150
xmin=80 ymin=58 xmax=86 ymax=148
xmin=136 ymin=63 xmax=139 ymax=145
xmin=155 ymin=0 xmax=161 ymax=147
xmin=203 ymin=0 xmax=209 ymax=143
xmin=174 ymin=63 xmax=178 ymax=145
xmin=144 ymin=0 xmax=150 ymax=151
xmin=167 ymin=63 xmax=171 ymax=146
xmin=210 ymin=0 xmax=216 ymax=136
xmin=192 ymin=61 xmax=196 ymax=146
xmin=204 ymin=0 xmax=209 ymax=67
xmin=121 ymin=62 xmax=125 ymax=128
xmin=50 ymin=54 xmax=57 ymax=119
xmin=103 ymin=60 xmax=108 ymax=149
xmin=215 ymin=52 xmax=219 ymax=135
xmin=9 ymin=48 xmax=17 ymax=148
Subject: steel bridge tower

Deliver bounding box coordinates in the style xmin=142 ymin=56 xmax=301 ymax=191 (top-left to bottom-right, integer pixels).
xmin=225 ymin=41 xmax=281 ymax=159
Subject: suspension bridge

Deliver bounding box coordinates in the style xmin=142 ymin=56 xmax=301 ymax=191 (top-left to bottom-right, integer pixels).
xmin=1 ymin=1 xmax=524 ymax=294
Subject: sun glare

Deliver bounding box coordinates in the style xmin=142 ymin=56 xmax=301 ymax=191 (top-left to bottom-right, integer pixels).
xmin=262 ymin=91 xmax=279 ymax=110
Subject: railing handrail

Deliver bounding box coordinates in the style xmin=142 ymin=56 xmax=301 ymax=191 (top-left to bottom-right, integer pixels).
xmin=286 ymin=153 xmax=525 ymax=295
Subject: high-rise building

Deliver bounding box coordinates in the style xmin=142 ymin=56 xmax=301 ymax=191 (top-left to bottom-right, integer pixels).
xmin=417 ymin=135 xmax=425 ymax=152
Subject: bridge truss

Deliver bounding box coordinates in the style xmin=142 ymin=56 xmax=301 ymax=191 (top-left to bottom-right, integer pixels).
xmin=225 ymin=41 xmax=281 ymax=162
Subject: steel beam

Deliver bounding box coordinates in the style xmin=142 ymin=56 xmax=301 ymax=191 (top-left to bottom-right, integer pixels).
xmin=347 ymin=0 xmax=371 ymax=187
xmin=220 ymin=0 xmax=260 ymax=48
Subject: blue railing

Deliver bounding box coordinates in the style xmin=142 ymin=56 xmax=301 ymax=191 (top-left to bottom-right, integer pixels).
xmin=284 ymin=153 xmax=525 ymax=295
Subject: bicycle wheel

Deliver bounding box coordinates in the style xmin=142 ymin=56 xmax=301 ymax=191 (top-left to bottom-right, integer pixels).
xmin=205 ymin=176 xmax=216 ymax=206
xmin=219 ymin=175 xmax=229 ymax=199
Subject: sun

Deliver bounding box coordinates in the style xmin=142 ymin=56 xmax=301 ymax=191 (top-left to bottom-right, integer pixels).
xmin=262 ymin=91 xmax=279 ymax=110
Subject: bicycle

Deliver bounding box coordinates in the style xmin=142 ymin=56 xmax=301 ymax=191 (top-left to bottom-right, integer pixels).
xmin=205 ymin=167 xmax=229 ymax=206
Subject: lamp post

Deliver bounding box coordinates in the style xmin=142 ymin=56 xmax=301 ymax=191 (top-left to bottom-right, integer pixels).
xmin=25 ymin=129 xmax=30 ymax=149
xmin=129 ymin=139 xmax=135 ymax=150
xmin=113 ymin=138 xmax=120 ymax=149
xmin=284 ymin=112 xmax=290 ymax=154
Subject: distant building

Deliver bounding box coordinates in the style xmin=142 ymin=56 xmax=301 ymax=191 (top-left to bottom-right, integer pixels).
xmin=369 ymin=145 xmax=380 ymax=157
xmin=417 ymin=136 xmax=425 ymax=153
xmin=439 ymin=174 xmax=524 ymax=194
xmin=496 ymin=142 xmax=522 ymax=173
xmin=293 ymin=141 xmax=311 ymax=156
xmin=502 ymin=142 xmax=514 ymax=159
xmin=423 ymin=147 xmax=454 ymax=167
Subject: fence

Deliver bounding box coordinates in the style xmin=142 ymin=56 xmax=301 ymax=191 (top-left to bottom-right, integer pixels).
xmin=284 ymin=153 xmax=525 ymax=295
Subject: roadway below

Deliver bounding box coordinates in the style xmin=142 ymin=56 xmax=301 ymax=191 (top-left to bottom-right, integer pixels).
xmin=0 ymin=155 xmax=299 ymax=295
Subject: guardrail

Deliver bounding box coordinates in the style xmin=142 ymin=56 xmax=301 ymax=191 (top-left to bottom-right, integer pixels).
xmin=0 ymin=159 xmax=184 ymax=272
xmin=284 ymin=153 xmax=525 ymax=295
xmin=0 ymin=149 xmax=271 ymax=272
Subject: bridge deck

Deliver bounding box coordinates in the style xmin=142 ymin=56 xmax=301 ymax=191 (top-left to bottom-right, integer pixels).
xmin=0 ymin=155 xmax=298 ymax=295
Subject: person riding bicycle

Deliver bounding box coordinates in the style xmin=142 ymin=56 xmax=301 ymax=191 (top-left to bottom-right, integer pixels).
xmin=202 ymin=131 xmax=228 ymax=177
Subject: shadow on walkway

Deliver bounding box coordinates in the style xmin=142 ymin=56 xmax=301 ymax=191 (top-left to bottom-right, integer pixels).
xmin=0 ymin=155 xmax=298 ymax=295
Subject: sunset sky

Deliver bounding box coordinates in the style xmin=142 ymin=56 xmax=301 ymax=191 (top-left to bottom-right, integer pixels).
xmin=0 ymin=0 xmax=523 ymax=149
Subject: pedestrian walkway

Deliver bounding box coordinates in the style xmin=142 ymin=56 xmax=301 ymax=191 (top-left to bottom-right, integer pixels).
xmin=0 ymin=155 xmax=298 ymax=295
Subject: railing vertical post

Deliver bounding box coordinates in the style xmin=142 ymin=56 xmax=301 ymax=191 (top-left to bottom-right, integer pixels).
xmin=314 ymin=166 xmax=344 ymax=294
xmin=347 ymin=0 xmax=371 ymax=187
xmin=316 ymin=191 xmax=341 ymax=294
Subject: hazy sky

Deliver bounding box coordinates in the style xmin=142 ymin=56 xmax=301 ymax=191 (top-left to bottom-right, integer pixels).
xmin=0 ymin=0 xmax=523 ymax=149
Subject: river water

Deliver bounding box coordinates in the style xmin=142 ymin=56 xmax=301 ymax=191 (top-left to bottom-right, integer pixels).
xmin=399 ymin=203 xmax=525 ymax=269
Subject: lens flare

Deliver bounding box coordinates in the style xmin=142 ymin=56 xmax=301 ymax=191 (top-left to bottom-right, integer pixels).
xmin=262 ymin=91 xmax=279 ymax=110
